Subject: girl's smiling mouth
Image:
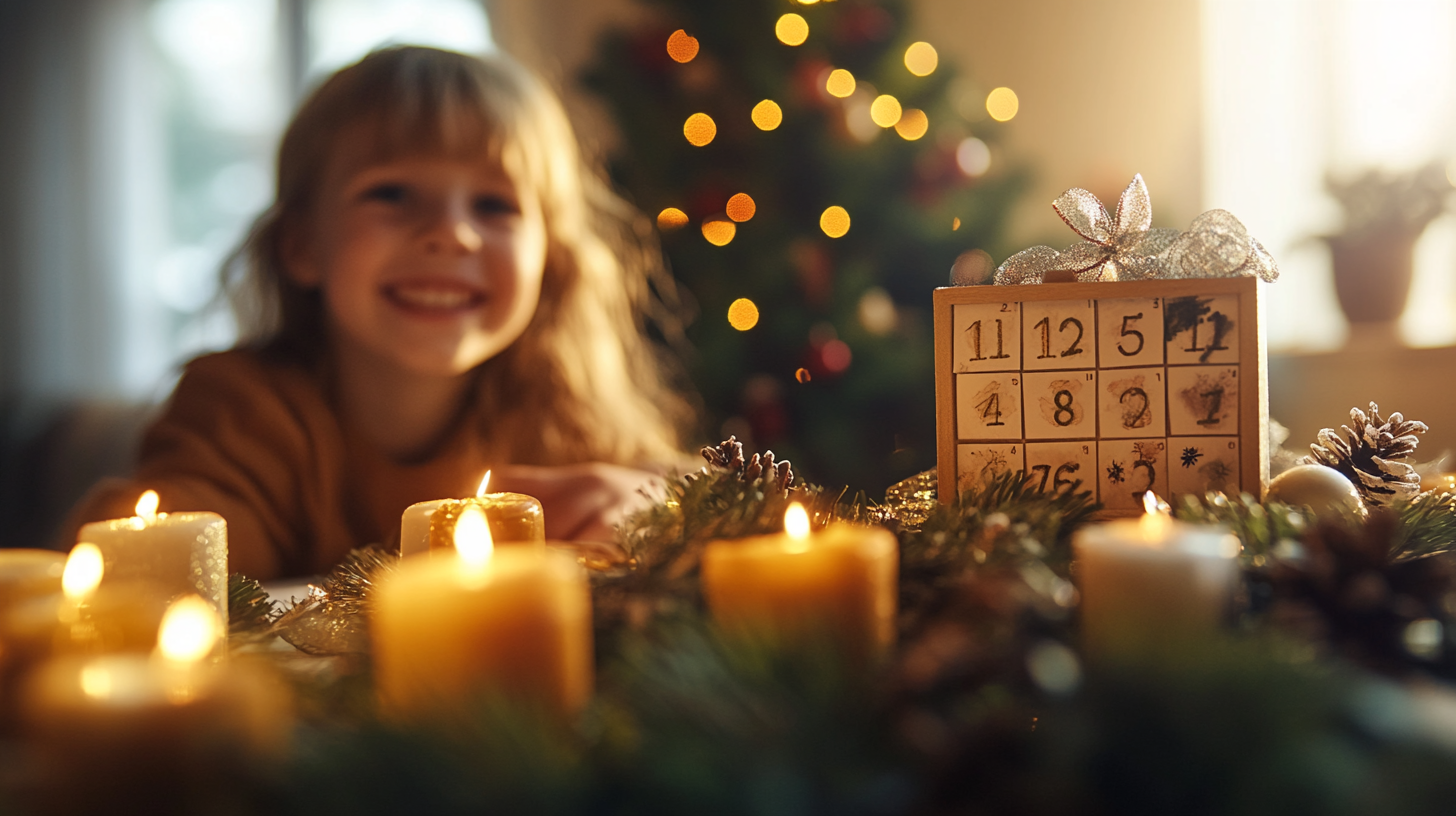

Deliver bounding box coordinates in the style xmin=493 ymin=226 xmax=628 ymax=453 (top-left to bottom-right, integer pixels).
xmin=382 ymin=281 xmax=486 ymax=313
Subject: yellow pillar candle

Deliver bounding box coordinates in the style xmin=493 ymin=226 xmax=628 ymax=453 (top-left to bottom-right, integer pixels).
xmin=374 ymin=506 xmax=592 ymax=718
xmin=20 ymin=595 xmax=290 ymax=812
xmin=399 ymin=471 xmax=545 ymax=557
xmin=701 ymin=503 xmax=899 ymax=664
xmin=75 ymin=491 xmax=227 ymax=627
xmin=1074 ymin=492 xmax=1241 ymax=657
xmin=0 ymin=549 xmax=66 ymax=613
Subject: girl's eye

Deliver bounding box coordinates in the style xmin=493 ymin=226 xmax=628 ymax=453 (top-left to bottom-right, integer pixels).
xmin=473 ymin=195 xmax=519 ymax=216
xmin=362 ymin=183 xmax=408 ymax=203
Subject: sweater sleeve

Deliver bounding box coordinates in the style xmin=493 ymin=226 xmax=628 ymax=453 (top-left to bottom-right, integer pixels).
xmin=63 ymin=352 xmax=340 ymax=580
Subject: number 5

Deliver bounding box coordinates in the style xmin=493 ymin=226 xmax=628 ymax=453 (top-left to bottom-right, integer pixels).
xmin=1117 ymin=313 xmax=1144 ymax=356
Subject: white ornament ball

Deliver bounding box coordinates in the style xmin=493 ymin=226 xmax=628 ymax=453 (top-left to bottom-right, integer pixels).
xmin=1265 ymin=464 xmax=1366 ymax=518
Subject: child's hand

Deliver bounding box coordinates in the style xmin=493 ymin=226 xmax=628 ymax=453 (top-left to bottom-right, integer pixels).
xmin=489 ymin=463 xmax=666 ymax=543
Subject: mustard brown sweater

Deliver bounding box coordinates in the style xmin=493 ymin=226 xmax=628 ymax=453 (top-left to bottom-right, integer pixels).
xmin=66 ymin=350 xmax=489 ymax=579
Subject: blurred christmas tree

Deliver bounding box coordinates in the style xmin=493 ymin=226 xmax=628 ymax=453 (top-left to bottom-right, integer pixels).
xmin=583 ymin=0 xmax=1026 ymax=492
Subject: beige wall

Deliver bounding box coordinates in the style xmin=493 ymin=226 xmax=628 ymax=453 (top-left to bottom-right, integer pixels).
xmin=913 ymin=0 xmax=1204 ymax=248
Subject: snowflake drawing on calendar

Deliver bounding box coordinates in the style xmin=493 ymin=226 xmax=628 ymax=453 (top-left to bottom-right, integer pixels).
xmin=1106 ymin=441 xmax=1163 ymax=495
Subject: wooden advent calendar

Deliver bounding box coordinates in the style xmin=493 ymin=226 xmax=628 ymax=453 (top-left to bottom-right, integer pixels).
xmin=933 ymin=277 xmax=1268 ymax=515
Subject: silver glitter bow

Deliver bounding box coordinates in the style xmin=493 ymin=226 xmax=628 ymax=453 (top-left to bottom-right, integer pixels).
xmin=991 ymin=174 xmax=1279 ymax=285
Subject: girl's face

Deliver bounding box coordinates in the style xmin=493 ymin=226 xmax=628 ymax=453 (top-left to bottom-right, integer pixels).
xmin=288 ymin=151 xmax=548 ymax=379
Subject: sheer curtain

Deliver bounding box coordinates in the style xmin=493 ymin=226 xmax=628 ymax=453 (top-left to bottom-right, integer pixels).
xmin=1202 ymin=0 xmax=1456 ymax=351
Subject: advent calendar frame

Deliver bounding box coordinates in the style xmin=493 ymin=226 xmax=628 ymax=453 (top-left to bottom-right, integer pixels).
xmin=933 ymin=277 xmax=1268 ymax=516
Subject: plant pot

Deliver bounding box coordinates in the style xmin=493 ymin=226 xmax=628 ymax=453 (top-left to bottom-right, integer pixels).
xmin=1325 ymin=227 xmax=1418 ymax=326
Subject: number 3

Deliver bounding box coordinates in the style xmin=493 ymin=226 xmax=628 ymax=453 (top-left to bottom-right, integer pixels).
xmin=1117 ymin=313 xmax=1144 ymax=356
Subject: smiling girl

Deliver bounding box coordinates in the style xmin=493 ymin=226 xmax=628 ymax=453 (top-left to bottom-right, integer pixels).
xmin=66 ymin=47 xmax=695 ymax=579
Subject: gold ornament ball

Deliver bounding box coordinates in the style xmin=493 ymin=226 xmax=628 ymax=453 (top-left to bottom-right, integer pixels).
xmin=1265 ymin=464 xmax=1365 ymax=518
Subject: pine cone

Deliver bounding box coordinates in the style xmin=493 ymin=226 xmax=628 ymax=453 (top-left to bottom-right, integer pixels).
xmin=1305 ymin=402 xmax=1426 ymax=506
xmin=1263 ymin=509 xmax=1456 ymax=679
xmin=698 ymin=436 xmax=794 ymax=492
xmin=700 ymin=436 xmax=745 ymax=472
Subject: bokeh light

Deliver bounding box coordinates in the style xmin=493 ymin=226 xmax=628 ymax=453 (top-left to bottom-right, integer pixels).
xmin=986 ymin=87 xmax=1019 ymax=122
xmin=683 ymin=113 xmax=717 ymax=146
xmin=952 ymin=217 xmax=962 ymax=231
xmin=657 ymin=208 xmax=689 ymax=230
xmin=821 ymin=339 xmax=852 ymax=373
xmin=904 ymin=42 xmax=938 ymax=76
xmin=820 ymin=205 xmax=851 ymax=238
xmin=666 ymin=29 xmax=699 ymax=63
xmin=728 ymin=298 xmax=760 ymax=331
xmin=702 ymin=218 xmax=736 ymax=246
xmin=894 ymin=108 xmax=928 ymax=140
xmin=825 ymin=68 xmax=856 ymax=98
xmin=775 ymin=13 xmax=809 ymax=46
xmin=751 ymin=99 xmax=783 ymax=131
xmin=726 ymin=193 xmax=757 ymax=222
xmin=950 ymin=248 xmax=996 ymax=286
xmin=857 ymin=287 xmax=897 ymax=335
xmin=795 ymin=367 xmax=812 ymax=383
xmin=956 ymin=137 xmax=991 ymax=176
xmin=869 ymin=94 xmax=902 ymax=127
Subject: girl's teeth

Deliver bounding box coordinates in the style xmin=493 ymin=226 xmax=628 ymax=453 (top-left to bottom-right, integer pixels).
xmin=393 ymin=287 xmax=472 ymax=308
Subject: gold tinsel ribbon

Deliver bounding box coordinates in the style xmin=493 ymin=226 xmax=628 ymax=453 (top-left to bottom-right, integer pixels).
xmin=990 ymin=174 xmax=1279 ymax=285
xmin=865 ymin=469 xmax=938 ymax=530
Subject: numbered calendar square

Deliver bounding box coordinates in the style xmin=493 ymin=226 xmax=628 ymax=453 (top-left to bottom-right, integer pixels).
xmin=1096 ymin=438 xmax=1171 ymax=512
xmin=936 ymin=277 xmax=1267 ymax=515
xmin=1021 ymin=299 xmax=1095 ymax=371
xmin=955 ymin=373 xmax=1022 ymax=440
xmin=1164 ymin=294 xmax=1240 ymax=366
xmin=952 ymin=301 xmax=1020 ymax=373
xmin=1025 ymin=441 xmax=1097 ymax=495
xmin=1167 ymin=365 xmax=1239 ymax=436
xmin=1097 ymin=367 xmax=1167 ymax=439
xmin=957 ymin=443 xmax=1022 ymax=496
xmin=1167 ymin=437 xmax=1241 ymax=497
xmin=1022 ymin=370 xmax=1096 ymax=440
xmin=1096 ymin=297 xmax=1164 ymax=368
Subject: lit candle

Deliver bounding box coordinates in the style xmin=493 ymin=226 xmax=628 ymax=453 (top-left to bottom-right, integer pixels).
xmin=399 ymin=471 xmax=545 ymax=557
xmin=20 ymin=595 xmax=290 ymax=810
xmin=701 ymin=503 xmax=899 ymax=664
xmin=374 ymin=506 xmax=592 ymax=718
xmin=1074 ymin=492 xmax=1241 ymax=657
xmin=76 ymin=490 xmax=228 ymax=626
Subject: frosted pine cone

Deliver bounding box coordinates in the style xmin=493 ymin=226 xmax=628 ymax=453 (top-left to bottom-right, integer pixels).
xmin=1305 ymin=402 xmax=1426 ymax=506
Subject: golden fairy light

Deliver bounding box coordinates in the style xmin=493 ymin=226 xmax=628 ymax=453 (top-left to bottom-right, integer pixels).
xmin=904 ymin=41 xmax=938 ymax=76
xmin=986 ymin=87 xmax=1019 ymax=122
xmin=62 ymin=543 xmax=104 ymax=601
xmin=725 ymin=193 xmax=756 ymax=222
xmin=869 ymin=94 xmax=902 ymax=128
xmin=857 ymin=287 xmax=897 ymax=335
xmin=666 ymin=29 xmax=699 ymax=63
xmin=894 ymin=108 xmax=928 ymax=140
xmin=956 ymin=137 xmax=991 ymax=177
xmin=156 ymin=595 xmax=221 ymax=664
xmin=683 ymin=113 xmax=717 ymax=146
xmin=751 ymin=99 xmax=783 ymax=131
xmin=820 ymin=205 xmax=851 ymax=238
xmin=825 ymin=68 xmax=856 ymax=98
xmin=776 ymin=13 xmax=809 ymax=46
xmin=657 ymin=207 xmax=689 ymax=230
xmin=952 ymin=217 xmax=962 ymax=231
xmin=454 ymin=504 xmax=493 ymax=569
xmin=702 ymin=218 xmax=737 ymax=246
xmin=727 ymin=298 xmax=760 ymax=331
xmin=782 ymin=503 xmax=811 ymax=553
xmin=795 ymin=367 xmax=811 ymax=383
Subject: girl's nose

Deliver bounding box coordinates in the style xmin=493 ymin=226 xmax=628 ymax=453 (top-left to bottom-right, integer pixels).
xmin=452 ymin=221 xmax=483 ymax=252
xmin=423 ymin=214 xmax=484 ymax=254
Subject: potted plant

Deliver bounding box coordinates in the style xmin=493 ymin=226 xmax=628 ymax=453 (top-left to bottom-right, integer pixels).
xmin=1323 ymin=160 xmax=1452 ymax=327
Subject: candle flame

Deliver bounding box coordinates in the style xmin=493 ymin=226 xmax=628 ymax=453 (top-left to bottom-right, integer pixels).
xmin=80 ymin=664 xmax=112 ymax=699
xmin=135 ymin=490 xmax=160 ymax=523
xmin=62 ymin=542 xmax=105 ymax=600
xmin=156 ymin=595 xmax=220 ymax=664
xmin=784 ymin=502 xmax=811 ymax=553
xmin=1141 ymin=491 xmax=1160 ymax=515
xmin=476 ymin=471 xmax=492 ymax=498
xmin=1138 ymin=491 xmax=1173 ymax=542
xmin=455 ymin=505 xmax=494 ymax=568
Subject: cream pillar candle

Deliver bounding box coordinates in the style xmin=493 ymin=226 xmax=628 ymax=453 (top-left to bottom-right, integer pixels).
xmin=399 ymin=472 xmax=544 ymax=557
xmin=375 ymin=506 xmax=592 ymax=718
xmin=0 ymin=549 xmax=66 ymax=613
xmin=21 ymin=595 xmax=290 ymax=811
xmin=1074 ymin=492 xmax=1241 ymax=657
xmin=701 ymin=503 xmax=899 ymax=664
xmin=76 ymin=491 xmax=227 ymax=627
